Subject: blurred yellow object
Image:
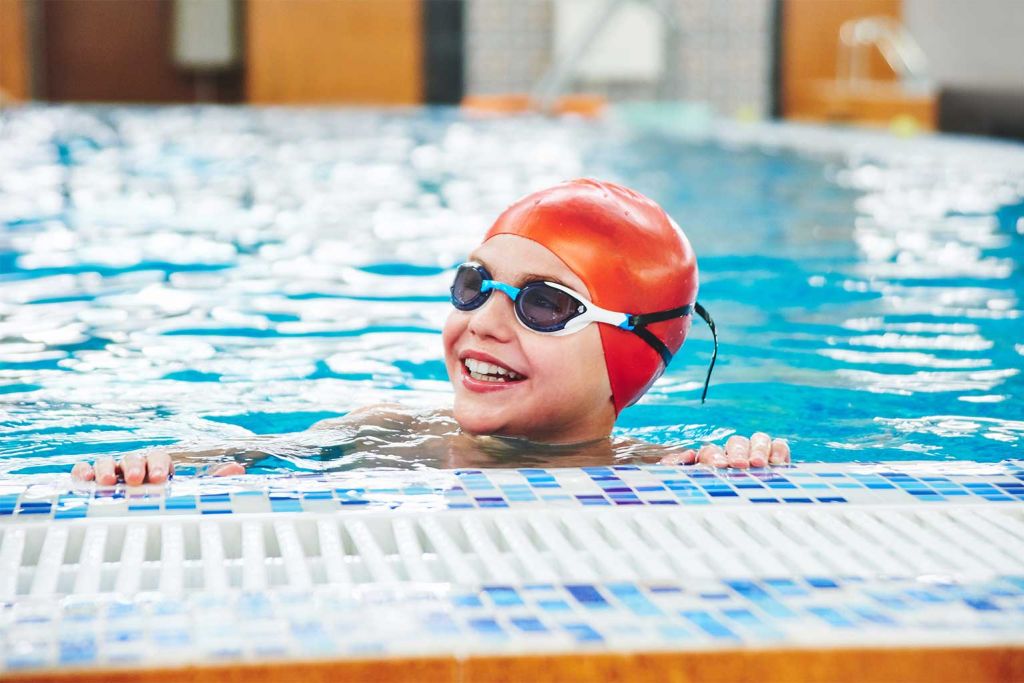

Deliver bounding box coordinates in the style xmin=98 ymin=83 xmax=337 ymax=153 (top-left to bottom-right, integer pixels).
xmin=553 ymin=94 xmax=607 ymax=117
xmin=787 ymin=80 xmax=936 ymax=130
xmin=461 ymin=94 xmax=533 ymax=114
xmin=735 ymin=105 xmax=761 ymax=123
xmin=461 ymin=94 xmax=607 ymax=117
xmin=890 ymin=114 xmax=922 ymax=138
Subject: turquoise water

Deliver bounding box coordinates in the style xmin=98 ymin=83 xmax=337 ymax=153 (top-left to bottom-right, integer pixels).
xmin=1 ymin=106 xmax=1022 ymax=474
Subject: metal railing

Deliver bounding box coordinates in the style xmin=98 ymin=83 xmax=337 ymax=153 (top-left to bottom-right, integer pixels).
xmin=530 ymin=0 xmax=681 ymax=113
xmin=837 ymin=16 xmax=931 ymax=91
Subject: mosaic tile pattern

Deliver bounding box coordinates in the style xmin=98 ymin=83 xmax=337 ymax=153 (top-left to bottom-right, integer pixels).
xmin=3 ymin=575 xmax=1023 ymax=671
xmin=1 ymin=462 xmax=1023 ymax=522
xmin=2 ymin=462 xmax=1023 ymax=673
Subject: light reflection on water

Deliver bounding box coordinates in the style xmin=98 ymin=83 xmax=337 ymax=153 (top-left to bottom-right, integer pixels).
xmin=0 ymin=106 xmax=1022 ymax=473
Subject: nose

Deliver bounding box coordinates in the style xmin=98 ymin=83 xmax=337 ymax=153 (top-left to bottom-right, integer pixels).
xmin=467 ymin=289 xmax=517 ymax=342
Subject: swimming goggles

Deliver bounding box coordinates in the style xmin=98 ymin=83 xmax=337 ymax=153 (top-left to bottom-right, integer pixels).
xmin=450 ymin=262 xmax=719 ymax=401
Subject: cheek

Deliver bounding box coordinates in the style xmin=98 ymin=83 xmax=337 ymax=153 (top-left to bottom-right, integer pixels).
xmin=442 ymin=312 xmax=464 ymax=356
xmin=525 ymin=330 xmax=609 ymax=399
xmin=573 ymin=331 xmax=611 ymax=399
xmin=441 ymin=313 xmax=466 ymax=376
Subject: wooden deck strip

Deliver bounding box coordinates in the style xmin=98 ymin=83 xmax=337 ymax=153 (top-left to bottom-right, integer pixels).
xmin=7 ymin=646 xmax=1024 ymax=683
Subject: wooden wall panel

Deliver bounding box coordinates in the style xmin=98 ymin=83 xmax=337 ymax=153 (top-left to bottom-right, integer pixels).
xmin=42 ymin=0 xmax=206 ymax=103
xmin=782 ymin=0 xmax=901 ymax=87
xmin=246 ymin=0 xmax=422 ymax=104
xmin=781 ymin=0 xmax=934 ymax=127
xmin=782 ymin=0 xmax=901 ymax=115
xmin=0 ymin=0 xmax=29 ymax=101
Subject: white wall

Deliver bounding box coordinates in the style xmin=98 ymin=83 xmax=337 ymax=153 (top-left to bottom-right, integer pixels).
xmin=465 ymin=0 xmax=774 ymax=117
xmin=904 ymin=0 xmax=1024 ymax=90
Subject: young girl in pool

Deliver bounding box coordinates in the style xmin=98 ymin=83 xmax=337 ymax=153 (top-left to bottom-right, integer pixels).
xmin=72 ymin=179 xmax=789 ymax=484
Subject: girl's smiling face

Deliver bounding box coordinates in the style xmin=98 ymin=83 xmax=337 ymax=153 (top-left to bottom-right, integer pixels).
xmin=442 ymin=234 xmax=616 ymax=443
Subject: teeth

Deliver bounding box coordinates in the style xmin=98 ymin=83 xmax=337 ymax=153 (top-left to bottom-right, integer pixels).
xmin=470 ymin=371 xmax=502 ymax=382
xmin=464 ymin=358 xmax=522 ymax=381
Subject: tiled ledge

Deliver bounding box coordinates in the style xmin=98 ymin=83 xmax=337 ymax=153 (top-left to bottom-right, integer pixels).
xmin=2 ymin=576 xmax=1023 ymax=673
xmin=1 ymin=461 xmax=1022 ymax=521
xmin=1 ymin=461 xmax=1022 ymax=676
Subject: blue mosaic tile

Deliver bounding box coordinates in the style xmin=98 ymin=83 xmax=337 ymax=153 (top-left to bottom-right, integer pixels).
xmin=453 ymin=594 xmax=483 ymax=609
xmin=537 ymin=599 xmax=571 ymax=612
xmin=808 ymin=606 xmax=856 ymax=628
xmin=965 ymin=598 xmax=1000 ymax=611
xmin=765 ymin=579 xmax=808 ymax=597
xmin=681 ymin=610 xmax=739 ymax=640
xmin=722 ymin=608 xmax=785 ymax=639
xmin=270 ymin=499 xmax=302 ymax=512
xmin=608 ymin=583 xmax=660 ymax=616
xmin=567 ymin=585 xmax=610 ymax=609
xmin=1 ymin=462 xmax=1022 ymax=522
xmin=484 ymin=587 xmax=524 ymax=607
xmin=511 ymin=617 xmax=548 ymax=633
xmin=468 ymin=618 xmax=505 ymax=637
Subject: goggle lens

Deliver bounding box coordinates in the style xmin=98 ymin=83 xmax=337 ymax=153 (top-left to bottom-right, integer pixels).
xmin=518 ymin=284 xmax=581 ymax=331
xmin=451 ymin=265 xmax=486 ymax=310
xmin=450 ymin=265 xmax=584 ymax=331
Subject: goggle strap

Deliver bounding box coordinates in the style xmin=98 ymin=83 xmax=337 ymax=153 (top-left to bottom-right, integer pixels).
xmin=631 ymin=325 xmax=674 ymax=367
xmin=628 ymin=304 xmax=693 ymax=327
xmin=625 ymin=302 xmax=695 ymax=377
xmin=694 ymin=301 xmax=718 ymax=403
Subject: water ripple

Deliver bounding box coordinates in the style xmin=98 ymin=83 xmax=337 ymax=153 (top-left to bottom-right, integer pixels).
xmin=1 ymin=106 xmax=1022 ymax=471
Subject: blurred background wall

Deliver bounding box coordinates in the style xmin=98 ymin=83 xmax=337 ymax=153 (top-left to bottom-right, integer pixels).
xmin=904 ymin=0 xmax=1024 ymax=91
xmin=0 ymin=0 xmax=30 ymax=101
xmin=247 ymin=0 xmax=422 ymax=104
xmin=0 ymin=0 xmax=1021 ymax=137
xmin=41 ymin=0 xmax=242 ymax=102
xmin=465 ymin=0 xmax=774 ymax=118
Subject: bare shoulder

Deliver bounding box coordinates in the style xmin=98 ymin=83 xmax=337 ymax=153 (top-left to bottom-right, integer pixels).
xmin=309 ymin=403 xmax=437 ymax=431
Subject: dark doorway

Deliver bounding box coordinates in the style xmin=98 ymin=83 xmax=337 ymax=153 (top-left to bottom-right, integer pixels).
xmin=422 ymin=0 xmax=463 ymax=105
xmin=40 ymin=0 xmax=242 ymax=103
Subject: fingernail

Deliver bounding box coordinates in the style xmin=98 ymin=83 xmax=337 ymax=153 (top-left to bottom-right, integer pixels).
xmin=150 ymin=467 xmax=164 ymax=478
xmin=715 ymin=455 xmax=727 ymax=467
xmin=128 ymin=466 xmax=142 ymax=480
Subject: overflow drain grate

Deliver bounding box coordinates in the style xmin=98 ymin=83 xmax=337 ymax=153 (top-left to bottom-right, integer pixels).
xmin=3 ymin=505 xmax=1024 ymax=598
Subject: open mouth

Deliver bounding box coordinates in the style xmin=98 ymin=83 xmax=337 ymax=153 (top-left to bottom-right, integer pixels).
xmin=462 ymin=357 xmax=526 ymax=383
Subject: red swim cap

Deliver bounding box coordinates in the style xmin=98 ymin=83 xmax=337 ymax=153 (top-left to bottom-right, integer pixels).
xmin=483 ymin=178 xmax=698 ymax=414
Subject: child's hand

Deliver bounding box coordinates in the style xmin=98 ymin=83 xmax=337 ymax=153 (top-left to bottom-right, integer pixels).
xmin=71 ymin=451 xmax=245 ymax=485
xmin=659 ymin=432 xmax=790 ymax=468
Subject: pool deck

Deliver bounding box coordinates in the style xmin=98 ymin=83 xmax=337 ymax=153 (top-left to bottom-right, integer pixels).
xmin=2 ymin=461 xmax=1023 ymax=681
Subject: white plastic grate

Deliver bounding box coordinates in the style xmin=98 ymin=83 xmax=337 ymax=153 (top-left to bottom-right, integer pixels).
xmin=3 ymin=504 xmax=1024 ymax=598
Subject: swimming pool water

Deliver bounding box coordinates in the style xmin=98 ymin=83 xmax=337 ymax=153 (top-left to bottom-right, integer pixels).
xmin=0 ymin=106 xmax=1022 ymax=473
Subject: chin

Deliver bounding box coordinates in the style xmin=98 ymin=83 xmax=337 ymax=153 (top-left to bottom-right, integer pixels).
xmin=453 ymin=402 xmax=510 ymax=436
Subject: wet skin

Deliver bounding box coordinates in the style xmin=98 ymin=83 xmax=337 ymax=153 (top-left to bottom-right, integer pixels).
xmin=70 ymin=406 xmax=790 ymax=484
xmin=71 ymin=234 xmax=791 ymax=484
